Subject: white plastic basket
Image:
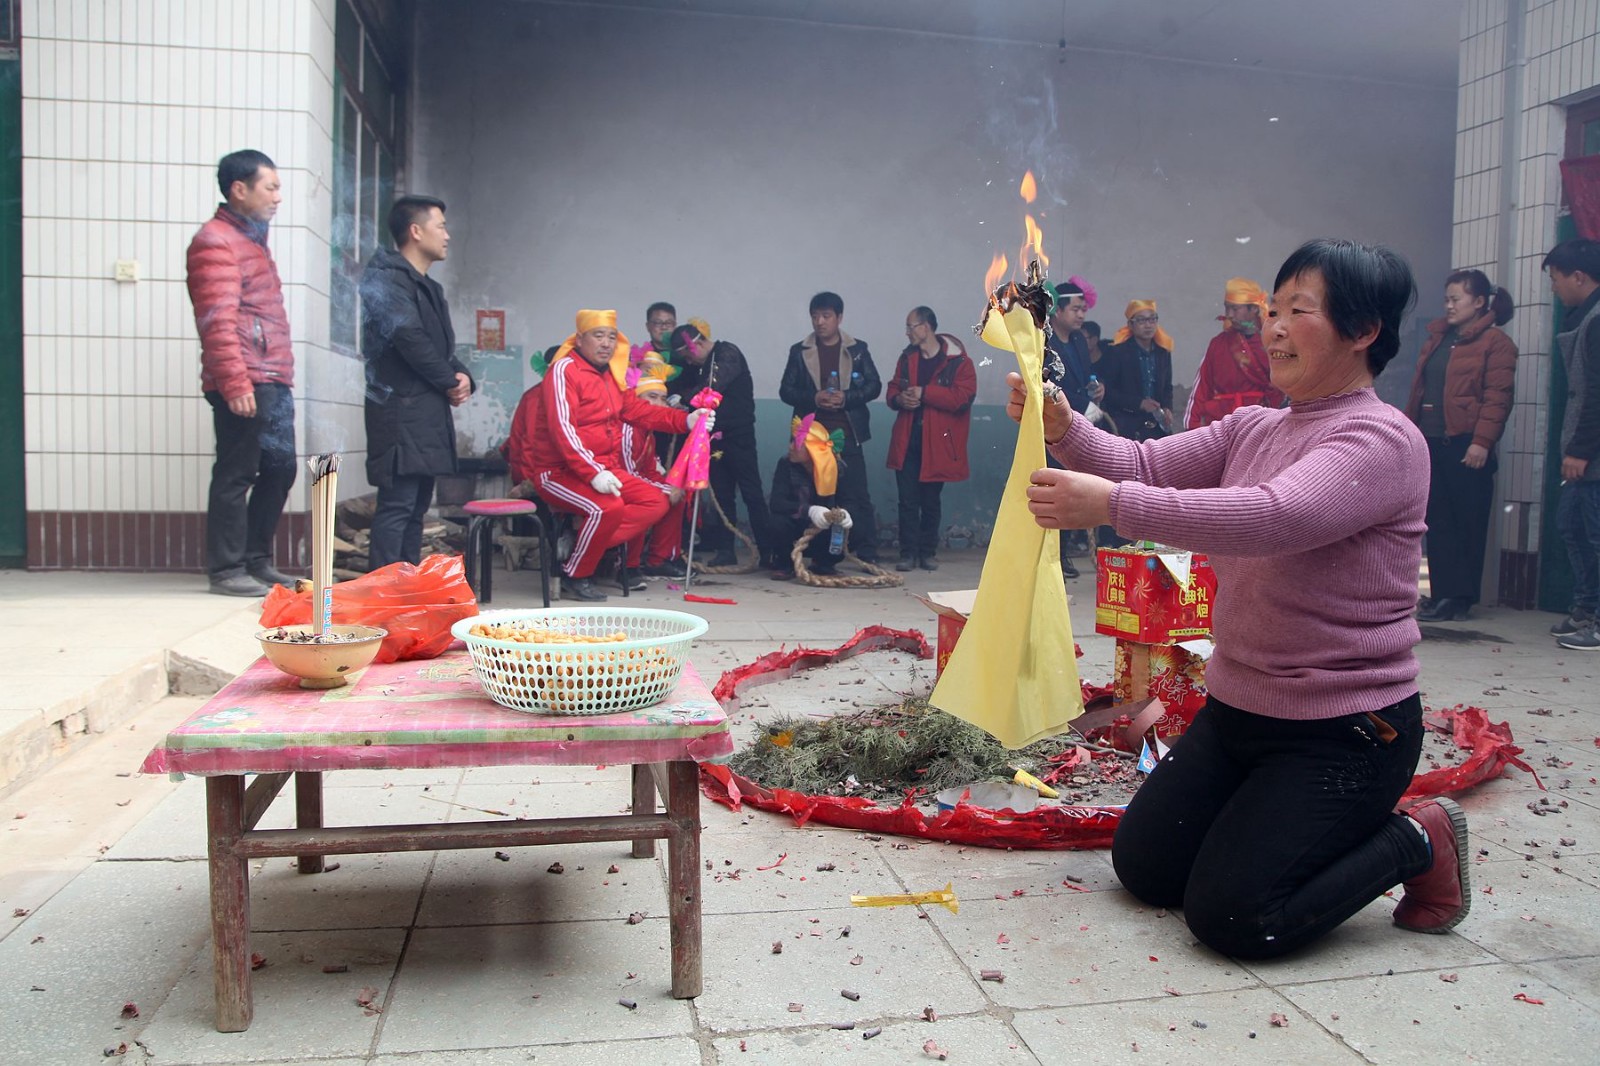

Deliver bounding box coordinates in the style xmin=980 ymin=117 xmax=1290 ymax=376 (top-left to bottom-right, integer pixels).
xmin=451 ymin=607 xmax=709 ymax=715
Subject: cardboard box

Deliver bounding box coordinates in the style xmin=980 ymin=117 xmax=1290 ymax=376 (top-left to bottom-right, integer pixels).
xmin=1095 ymin=546 xmax=1216 ymax=644
xmin=917 ymin=589 xmax=979 ymax=679
xmin=1113 ymin=638 xmax=1210 ymax=740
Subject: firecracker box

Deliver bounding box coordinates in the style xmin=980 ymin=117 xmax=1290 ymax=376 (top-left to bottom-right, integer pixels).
xmin=1113 ymin=638 xmax=1210 ymax=741
xmin=917 ymin=589 xmax=1071 ymax=679
xmin=1095 ymin=546 xmax=1216 ymax=644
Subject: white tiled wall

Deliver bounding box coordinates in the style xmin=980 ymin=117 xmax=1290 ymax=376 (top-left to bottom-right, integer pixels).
xmin=1452 ymin=0 xmax=1600 ymax=565
xmin=19 ymin=0 xmax=361 ymax=526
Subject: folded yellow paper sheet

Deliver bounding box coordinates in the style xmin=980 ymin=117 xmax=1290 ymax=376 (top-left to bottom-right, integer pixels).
xmin=929 ymin=303 xmax=1083 ymax=748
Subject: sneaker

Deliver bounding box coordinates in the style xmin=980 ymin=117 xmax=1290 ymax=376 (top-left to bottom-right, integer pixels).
xmin=1551 ymin=609 xmax=1594 ymax=637
xmin=247 ymin=564 xmax=299 ymax=588
xmin=895 ymin=556 xmax=916 ymax=572
xmin=639 ymin=561 xmax=682 ymax=578
xmin=1062 ymin=557 xmax=1080 ymax=579
xmin=1393 ymin=797 xmax=1470 ymax=934
xmin=708 ymin=549 xmax=738 ymax=567
xmin=561 ymin=576 xmax=608 ymax=602
xmin=918 ymin=556 xmax=940 ymax=571
xmin=209 ymin=573 xmax=272 ymax=597
xmin=614 ymin=572 xmax=647 ymax=592
xmin=1557 ymin=623 xmax=1600 ymax=651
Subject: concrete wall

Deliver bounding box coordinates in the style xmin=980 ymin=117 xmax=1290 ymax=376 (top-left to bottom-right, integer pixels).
xmin=1452 ymin=0 xmax=1600 ymax=608
xmin=409 ymin=0 xmax=1456 ymax=417
xmin=19 ymin=0 xmax=356 ymax=569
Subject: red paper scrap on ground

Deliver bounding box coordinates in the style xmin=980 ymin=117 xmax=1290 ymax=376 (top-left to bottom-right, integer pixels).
xmin=684 ymin=593 xmax=738 ymax=605
xmin=701 ymin=629 xmax=1541 ymax=850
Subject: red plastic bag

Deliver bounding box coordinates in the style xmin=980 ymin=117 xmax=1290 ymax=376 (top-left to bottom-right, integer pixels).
xmin=258 ymin=554 xmax=478 ymax=663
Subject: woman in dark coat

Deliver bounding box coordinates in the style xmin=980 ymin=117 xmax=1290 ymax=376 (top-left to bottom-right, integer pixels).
xmin=1404 ymin=269 xmax=1517 ymax=622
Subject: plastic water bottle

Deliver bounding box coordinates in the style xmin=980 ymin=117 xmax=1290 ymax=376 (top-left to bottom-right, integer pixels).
xmin=826 ymin=369 xmax=840 ymax=394
xmin=828 ymin=523 xmax=846 ymax=555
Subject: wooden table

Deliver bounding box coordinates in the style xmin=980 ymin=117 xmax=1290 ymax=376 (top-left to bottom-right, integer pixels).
xmin=139 ymin=648 xmax=732 ymax=1032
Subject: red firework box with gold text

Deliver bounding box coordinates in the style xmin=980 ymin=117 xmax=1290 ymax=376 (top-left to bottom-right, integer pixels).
xmin=1113 ymin=640 xmax=1210 ymax=740
xmin=1094 ymin=545 xmax=1216 ymax=645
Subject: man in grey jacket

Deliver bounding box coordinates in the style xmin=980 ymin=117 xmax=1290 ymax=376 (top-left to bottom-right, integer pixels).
xmin=1546 ymin=238 xmax=1600 ymax=650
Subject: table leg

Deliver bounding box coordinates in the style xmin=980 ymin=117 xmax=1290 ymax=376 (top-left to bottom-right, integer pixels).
xmin=630 ymin=763 xmax=656 ymax=859
xmin=206 ymin=776 xmax=254 ymax=1032
xmin=295 ymin=771 xmax=325 ymax=874
xmin=665 ymin=760 xmax=702 ymax=999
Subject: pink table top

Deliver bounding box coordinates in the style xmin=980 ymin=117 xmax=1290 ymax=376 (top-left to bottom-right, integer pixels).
xmin=140 ymin=650 xmax=732 ymax=777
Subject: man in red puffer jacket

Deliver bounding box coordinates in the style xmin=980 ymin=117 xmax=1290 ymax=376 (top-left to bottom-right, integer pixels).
xmin=186 ymin=150 xmax=297 ymax=596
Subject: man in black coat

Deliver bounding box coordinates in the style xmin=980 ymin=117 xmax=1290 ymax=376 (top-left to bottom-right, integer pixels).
xmin=667 ymin=320 xmax=779 ymax=568
xmin=778 ymin=291 xmax=883 ymax=561
xmin=361 ymin=195 xmax=474 ymax=569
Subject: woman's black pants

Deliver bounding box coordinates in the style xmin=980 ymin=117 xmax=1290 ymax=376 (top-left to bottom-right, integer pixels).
xmin=1111 ymin=694 xmax=1430 ymax=960
xmin=1424 ymin=435 xmax=1497 ymax=604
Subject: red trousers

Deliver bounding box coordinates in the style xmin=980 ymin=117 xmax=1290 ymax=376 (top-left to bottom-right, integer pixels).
xmin=536 ymin=470 xmax=685 ymax=578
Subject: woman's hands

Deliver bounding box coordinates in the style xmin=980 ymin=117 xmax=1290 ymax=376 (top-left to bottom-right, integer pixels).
xmin=1004 ymin=371 xmax=1072 ymax=444
xmin=1026 ymin=468 xmax=1115 ymax=530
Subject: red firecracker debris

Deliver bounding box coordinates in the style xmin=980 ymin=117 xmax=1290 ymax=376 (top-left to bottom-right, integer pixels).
xmin=250 ymin=953 xmax=267 ymax=971
xmin=618 ymin=998 xmax=637 ymax=1010
xmin=1269 ymin=1012 xmax=1289 ymax=1027
xmin=322 ymin=964 xmax=349 ymax=974
xmin=608 ymin=864 xmax=621 ymax=874
xmin=924 ymin=1038 xmax=950 ymax=1060
xmin=922 ymin=1005 xmax=938 ymax=1022
xmin=1440 ymin=973 xmax=1459 ymax=983
xmin=547 ymin=861 xmax=565 ymax=874
xmin=756 ymin=853 xmax=788 ymax=871
xmin=356 ymin=987 xmax=382 ymax=1014
xmin=998 ymin=933 xmax=1010 ymax=944
xmin=771 ymin=941 xmax=783 ymax=954
xmin=1513 ymin=993 xmax=1545 ymax=1005
xmin=980 ymin=969 xmax=1005 ymax=982
xmin=119 ymin=1002 xmax=139 ymax=1020
xmin=627 ymin=912 xmax=646 ymax=925
xmin=1162 ymin=986 xmax=1182 ymax=996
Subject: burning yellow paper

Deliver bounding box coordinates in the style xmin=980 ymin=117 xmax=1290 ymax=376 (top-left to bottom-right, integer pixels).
xmin=929 ymin=302 xmax=1083 ymax=748
xmin=850 ymin=882 xmax=959 ymax=914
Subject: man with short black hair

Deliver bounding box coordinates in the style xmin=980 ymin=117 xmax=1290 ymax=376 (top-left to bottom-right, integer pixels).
xmin=1546 ymin=238 xmax=1600 ymax=650
xmin=645 ymin=302 xmax=677 ymax=354
xmin=360 ymin=195 xmax=475 ymax=569
xmin=187 ymin=149 xmax=297 ymax=596
xmin=779 ymin=292 xmax=883 ymax=562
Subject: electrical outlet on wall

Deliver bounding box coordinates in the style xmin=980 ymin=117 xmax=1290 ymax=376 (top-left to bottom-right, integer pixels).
xmin=113 ymin=259 xmax=140 ymax=283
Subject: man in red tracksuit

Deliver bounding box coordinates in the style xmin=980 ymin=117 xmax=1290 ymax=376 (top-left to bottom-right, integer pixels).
xmin=530 ymin=310 xmax=710 ymax=602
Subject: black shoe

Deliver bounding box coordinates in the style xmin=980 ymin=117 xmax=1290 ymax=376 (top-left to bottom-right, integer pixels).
xmin=1062 ymin=558 xmax=1080 ymax=579
xmin=895 ymin=556 xmax=916 ymax=572
xmin=918 ymin=556 xmax=939 ymax=571
xmin=209 ymin=573 xmax=272 ymax=597
xmin=640 ymin=561 xmax=682 ymax=578
xmin=769 ymin=567 xmax=795 ymax=581
xmin=248 ymin=564 xmax=299 ymax=588
xmin=561 ymin=577 xmax=608 ymax=602
xmin=615 ymin=573 xmax=647 ymax=592
xmin=1417 ymin=597 xmax=1471 ymax=622
xmin=1551 ymin=609 xmax=1595 ymax=637
xmin=708 ymin=549 xmax=738 ymax=567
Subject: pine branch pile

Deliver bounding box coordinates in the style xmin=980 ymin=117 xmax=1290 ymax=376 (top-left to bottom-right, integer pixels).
xmin=729 ymin=695 xmax=1086 ymax=800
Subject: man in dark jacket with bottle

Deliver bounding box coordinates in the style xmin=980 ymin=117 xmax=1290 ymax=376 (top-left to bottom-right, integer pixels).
xmin=668 ymin=319 xmax=778 ymax=568
xmin=361 ymin=195 xmax=474 ymax=569
xmin=778 ymin=292 xmax=883 ymax=561
xmin=187 ymin=149 xmax=297 ymax=596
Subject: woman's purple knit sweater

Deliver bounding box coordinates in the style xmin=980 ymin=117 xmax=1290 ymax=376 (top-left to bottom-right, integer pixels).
xmin=1051 ymin=388 xmax=1428 ymax=720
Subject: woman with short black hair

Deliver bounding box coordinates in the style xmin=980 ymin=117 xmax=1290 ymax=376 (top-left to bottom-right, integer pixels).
xmin=1405 ymin=269 xmax=1518 ymax=622
xmin=1007 ymin=238 xmax=1469 ymax=959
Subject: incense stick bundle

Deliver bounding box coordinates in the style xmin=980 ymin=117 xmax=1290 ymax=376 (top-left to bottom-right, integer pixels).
xmin=306 ymin=453 xmax=341 ymax=637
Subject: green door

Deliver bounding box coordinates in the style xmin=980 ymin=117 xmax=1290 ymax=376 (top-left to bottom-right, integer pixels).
xmin=0 ymin=56 xmax=22 ymax=567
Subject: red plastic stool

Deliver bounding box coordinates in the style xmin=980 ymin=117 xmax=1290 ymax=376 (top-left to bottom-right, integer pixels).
xmin=463 ymin=498 xmax=540 ymax=605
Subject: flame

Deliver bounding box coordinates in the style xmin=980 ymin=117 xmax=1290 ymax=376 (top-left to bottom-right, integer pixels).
xmin=983 ymin=251 xmax=1010 ymax=297
xmin=1022 ymin=214 xmax=1049 ymax=273
xmin=1020 ymin=170 xmax=1037 ymax=204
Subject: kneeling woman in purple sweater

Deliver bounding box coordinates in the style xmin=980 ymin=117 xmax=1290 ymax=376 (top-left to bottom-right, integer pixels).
xmin=1008 ymin=239 xmax=1468 ymax=958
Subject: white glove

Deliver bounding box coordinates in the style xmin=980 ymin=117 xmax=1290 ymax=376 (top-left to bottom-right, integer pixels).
xmin=808 ymin=505 xmax=830 ymax=529
xmin=836 ymin=509 xmax=853 ymax=530
xmin=687 ymin=408 xmax=716 ymax=433
xmin=590 ymin=469 xmax=623 ymax=496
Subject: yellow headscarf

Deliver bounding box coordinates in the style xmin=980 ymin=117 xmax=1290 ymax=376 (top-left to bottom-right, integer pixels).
xmin=552 ymin=309 xmax=631 ymax=389
xmin=631 ymin=348 xmax=670 ymax=396
xmin=1222 ymin=277 xmax=1268 ymax=330
xmin=1112 ymin=299 xmax=1175 ymax=352
xmin=791 ymin=416 xmax=838 ymax=497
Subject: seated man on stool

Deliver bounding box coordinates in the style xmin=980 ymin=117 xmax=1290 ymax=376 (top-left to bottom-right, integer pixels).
xmin=530 ymin=309 xmax=711 ymax=601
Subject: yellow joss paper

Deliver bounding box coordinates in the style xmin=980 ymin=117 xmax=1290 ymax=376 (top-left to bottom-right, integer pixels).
xmin=930 ymin=302 xmax=1083 ymax=748
xmin=850 ymin=882 xmax=959 ymax=914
